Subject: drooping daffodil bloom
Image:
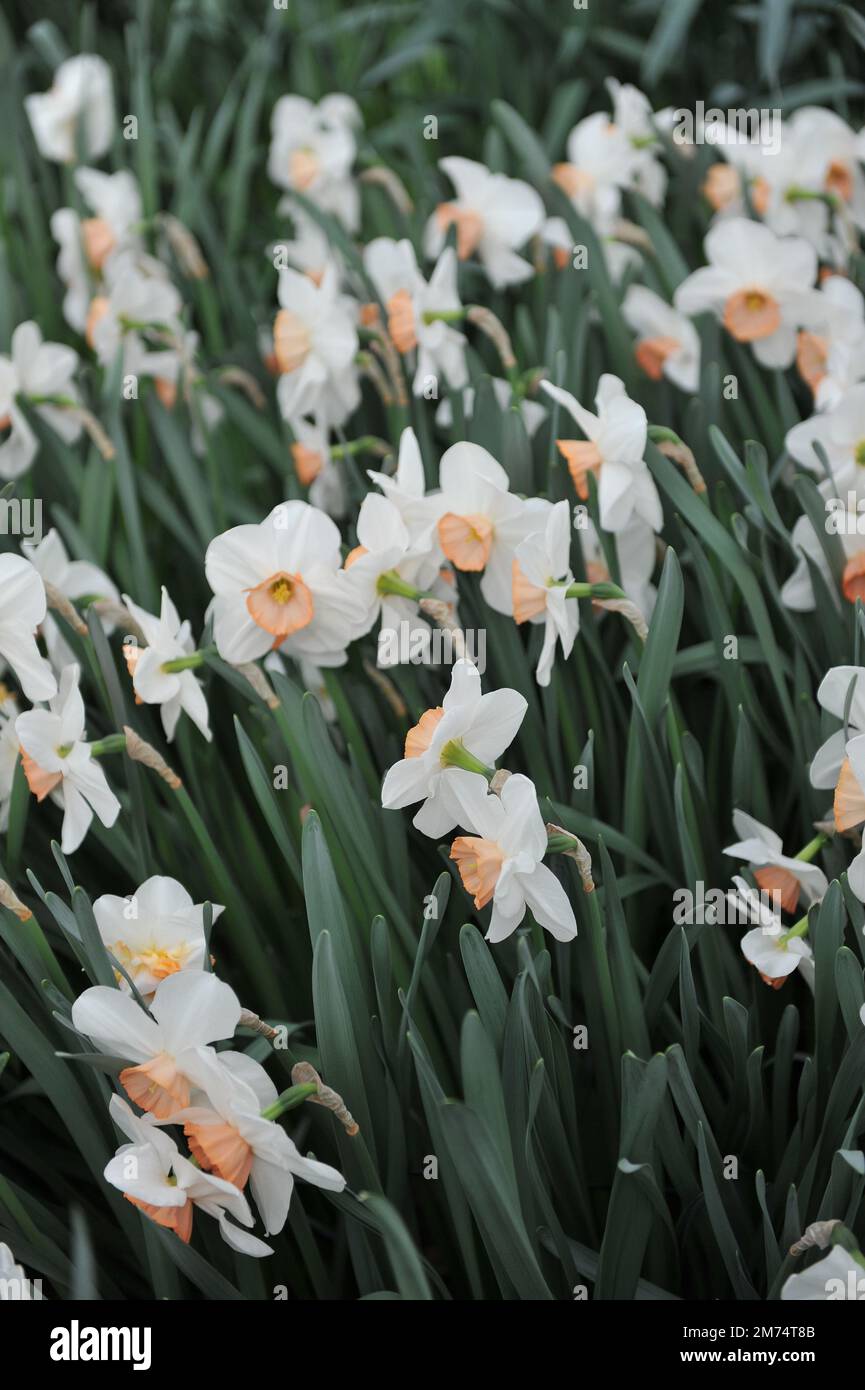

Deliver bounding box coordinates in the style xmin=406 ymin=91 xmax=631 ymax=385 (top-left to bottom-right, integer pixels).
xmin=0 ymin=555 xmax=57 ymax=701
xmin=363 ymin=238 xmax=468 ymax=394
xmin=434 ymin=442 xmax=549 ymax=615
xmin=622 ymin=285 xmax=700 ymax=393
xmin=71 ymin=969 xmax=241 ymax=1120
xmin=272 ymin=266 xmax=359 ymax=428
xmin=540 ymin=375 xmax=662 ymax=533
xmin=23 ymin=528 xmax=118 ymax=671
xmin=103 ymin=1095 xmax=272 ymax=1256
xmin=512 ymin=501 xmax=580 ymax=687
xmin=381 ymin=658 xmax=526 ymax=836
xmin=157 ymin=1048 xmax=345 ymax=1237
xmin=51 ymin=168 xmax=143 ymax=333
xmin=722 ymin=810 xmax=827 ymax=913
xmin=0 ymin=322 xmax=82 ymax=479
xmin=16 ymin=663 xmax=120 ymax=853
xmin=25 ymin=53 xmax=114 ymax=164
xmin=267 ymin=93 xmax=361 ymax=232
xmin=442 ymin=769 xmax=578 ymax=943
xmin=122 ymin=586 xmax=211 ymax=742
xmin=424 ymin=157 xmax=544 ymax=289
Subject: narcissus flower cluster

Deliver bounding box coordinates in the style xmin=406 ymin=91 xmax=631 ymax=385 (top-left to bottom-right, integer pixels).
xmin=71 ymin=927 xmax=345 ymax=1256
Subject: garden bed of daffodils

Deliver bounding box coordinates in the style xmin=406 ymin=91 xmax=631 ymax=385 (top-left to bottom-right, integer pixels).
xmin=2 ymin=0 xmax=865 ymax=1304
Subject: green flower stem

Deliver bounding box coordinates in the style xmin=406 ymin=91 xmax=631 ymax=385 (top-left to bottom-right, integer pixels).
xmin=564 ymin=581 xmax=627 ymax=601
xmin=261 ymin=1082 xmax=318 ymax=1121
xmin=330 ymin=436 xmax=392 ymax=460
xmin=376 ymin=570 xmax=426 ymax=601
xmin=546 ymin=832 xmax=581 ymax=855
xmin=795 ymin=832 xmax=828 ymax=863
xmin=26 ymin=392 xmax=78 ymax=409
xmin=88 ymin=734 xmax=129 ymax=757
xmin=785 ymin=187 xmax=839 ymax=211
xmin=780 ymin=915 xmax=809 ymax=947
xmin=161 ymin=645 xmax=216 ymax=673
xmin=422 ymin=309 xmax=466 ymax=325
xmin=439 ymin=739 xmax=495 ymax=780
xmin=118 ymin=315 xmax=174 ymax=335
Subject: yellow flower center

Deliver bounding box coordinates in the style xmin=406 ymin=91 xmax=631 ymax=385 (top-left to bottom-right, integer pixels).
xmin=270 ymin=577 xmax=293 ymax=604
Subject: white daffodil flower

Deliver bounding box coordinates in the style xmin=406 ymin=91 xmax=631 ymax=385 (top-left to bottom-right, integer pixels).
xmin=704 ymin=117 xmax=818 ymax=238
xmin=424 ymin=157 xmax=544 ymax=289
xmin=341 ymin=493 xmax=440 ymax=664
xmin=104 ymin=1095 xmax=272 ymax=1256
xmin=0 ymin=321 xmax=82 ymax=479
xmin=730 ymin=876 xmax=814 ymax=989
xmin=512 ymin=501 xmax=580 ymax=687
xmin=605 ymin=78 xmax=668 ymax=208
xmin=551 ymin=112 xmax=636 ymax=225
xmin=674 ymin=219 xmax=818 ymax=368
xmin=737 ymin=107 xmax=862 ymax=262
xmin=797 ymin=108 xmax=865 ymax=231
xmin=723 ymin=810 xmax=827 ymax=913
xmin=72 ymin=969 xmax=241 ymax=1120
xmin=576 ymin=515 xmax=658 ymax=621
xmin=205 ymin=500 xmax=366 ymax=667
xmin=94 ymin=874 xmax=223 ymax=997
xmin=363 ymin=238 xmax=468 ymax=394
xmin=811 ymin=665 xmax=865 ymax=790
xmin=622 ymin=285 xmax=700 ymax=393
xmin=271 ymin=205 xmax=344 ymax=284
xmin=51 ymin=168 xmax=143 ymax=333
xmin=699 ymin=110 xmax=865 ymax=266
xmin=158 ymin=1049 xmax=345 ymax=1237
xmin=795 ymin=277 xmax=865 ymax=409
xmin=25 ymin=53 xmax=114 ymax=164
xmin=289 ymin=416 xmax=347 ymax=519
xmin=122 ymin=586 xmax=211 ymax=743
xmin=786 ymin=383 xmax=865 ymax=489
xmin=0 ymin=554 xmax=57 ymax=701
xmin=366 ymin=426 xmax=441 ymax=552
xmin=541 ymin=376 xmax=662 ymax=533
xmin=381 ymin=658 xmax=526 ymax=836
xmin=267 ymin=93 xmax=361 ymax=231
xmin=0 ymin=689 xmax=20 ymax=833
xmin=832 ymin=733 xmax=865 ymax=901
xmin=782 ymin=1245 xmax=865 ymax=1301
xmin=23 ymin=528 xmax=118 ymax=671
xmin=87 ymin=251 xmax=184 ymax=377
xmin=434 ymin=441 xmax=549 ymax=615
xmin=16 ymin=663 xmax=119 ymax=853
xmin=441 ymin=768 xmax=577 ymax=943
xmin=272 ymin=266 xmax=359 ymax=428
xmin=782 ymin=483 xmax=865 ymax=613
